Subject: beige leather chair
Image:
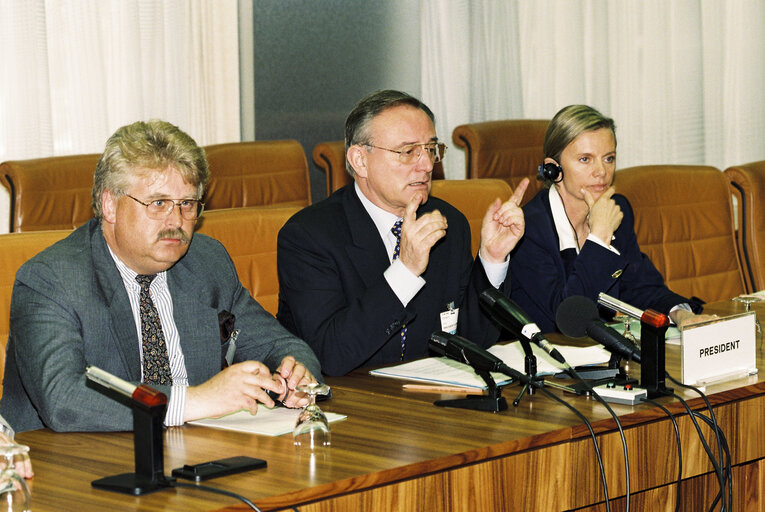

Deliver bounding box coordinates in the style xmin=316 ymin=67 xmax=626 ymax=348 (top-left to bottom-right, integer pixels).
xmin=616 ymin=165 xmax=745 ymax=303
xmin=431 ymin=179 xmax=513 ymax=257
xmin=312 ymin=140 xmax=446 ymax=196
xmin=0 ymin=154 xmax=99 ymax=232
xmin=1 ymin=230 xmax=70 ymax=397
xmin=452 ymin=120 xmax=549 ymax=205
xmin=195 ymin=206 xmax=301 ymax=316
xmin=204 ymin=140 xmax=311 ymax=209
xmin=724 ymin=161 xmax=765 ymax=292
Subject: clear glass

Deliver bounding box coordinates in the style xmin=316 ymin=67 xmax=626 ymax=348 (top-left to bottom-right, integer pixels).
xmin=293 ymin=383 xmax=331 ymax=450
xmin=732 ymin=296 xmax=763 ymax=349
xmin=0 ymin=443 xmax=31 ymax=512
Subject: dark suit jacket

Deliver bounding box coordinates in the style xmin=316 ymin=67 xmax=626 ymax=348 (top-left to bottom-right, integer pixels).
xmin=277 ymin=185 xmax=508 ymax=376
xmin=509 ymin=188 xmax=700 ymax=333
xmin=1 ymin=219 xmax=320 ymax=433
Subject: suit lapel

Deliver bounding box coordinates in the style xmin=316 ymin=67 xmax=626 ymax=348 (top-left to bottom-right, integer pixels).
xmin=342 ymin=187 xmax=393 ymax=289
xmin=89 ymin=223 xmax=142 ymax=382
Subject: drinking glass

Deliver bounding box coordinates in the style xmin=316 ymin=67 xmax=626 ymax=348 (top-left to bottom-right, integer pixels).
xmin=732 ymin=295 xmax=763 ymax=349
xmin=293 ymin=382 xmax=331 ymax=449
xmin=0 ymin=443 xmax=31 ymax=512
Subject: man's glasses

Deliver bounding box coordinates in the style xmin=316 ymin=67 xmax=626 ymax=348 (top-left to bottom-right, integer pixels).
xmin=125 ymin=194 xmax=204 ymax=220
xmin=365 ymin=142 xmax=447 ymax=165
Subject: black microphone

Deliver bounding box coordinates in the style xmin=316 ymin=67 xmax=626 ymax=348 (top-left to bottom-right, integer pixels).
xmin=555 ymin=295 xmax=642 ymax=363
xmin=479 ymin=288 xmax=567 ymax=365
xmin=429 ymin=331 xmax=525 ymax=382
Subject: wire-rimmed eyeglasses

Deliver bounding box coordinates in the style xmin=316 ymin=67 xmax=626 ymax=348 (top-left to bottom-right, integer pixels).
xmin=125 ymin=194 xmax=204 ymax=220
xmin=364 ymin=141 xmax=447 ymax=165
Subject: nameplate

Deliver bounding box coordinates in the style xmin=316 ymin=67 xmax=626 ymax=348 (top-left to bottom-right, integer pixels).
xmin=680 ymin=312 xmax=758 ymax=386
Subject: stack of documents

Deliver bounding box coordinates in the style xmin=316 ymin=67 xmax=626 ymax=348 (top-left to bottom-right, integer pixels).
xmin=370 ymin=341 xmax=612 ymax=389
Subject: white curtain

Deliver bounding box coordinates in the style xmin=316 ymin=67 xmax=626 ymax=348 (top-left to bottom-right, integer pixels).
xmin=422 ymin=0 xmax=765 ymax=180
xmin=0 ymin=0 xmax=240 ymax=233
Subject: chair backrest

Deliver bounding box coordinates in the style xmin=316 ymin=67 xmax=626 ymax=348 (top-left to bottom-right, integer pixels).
xmin=0 ymin=154 xmax=99 ymax=232
xmin=724 ymin=161 xmax=765 ymax=292
xmin=204 ymin=140 xmax=311 ymax=210
xmin=431 ymin=179 xmax=513 ymax=256
xmin=312 ymin=140 xmax=446 ymax=196
xmin=195 ymin=206 xmax=302 ymax=316
xmin=615 ymin=165 xmax=745 ymax=303
xmin=452 ymin=120 xmax=549 ymax=205
xmin=1 ymin=230 xmax=71 ymax=398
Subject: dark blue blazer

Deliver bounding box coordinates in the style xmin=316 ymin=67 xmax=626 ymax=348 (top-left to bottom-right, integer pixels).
xmin=277 ymin=185 xmax=507 ymax=376
xmin=509 ymin=188 xmax=699 ymax=333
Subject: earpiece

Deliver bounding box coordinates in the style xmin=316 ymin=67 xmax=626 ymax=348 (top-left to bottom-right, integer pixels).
xmin=537 ymin=161 xmax=563 ymax=182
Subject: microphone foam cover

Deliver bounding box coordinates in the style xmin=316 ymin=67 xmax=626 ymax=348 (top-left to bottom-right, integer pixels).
xmin=556 ymin=295 xmax=600 ymax=338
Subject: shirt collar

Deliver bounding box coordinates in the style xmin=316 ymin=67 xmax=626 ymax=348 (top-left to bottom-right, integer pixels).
xmin=107 ymin=244 xmax=168 ymax=290
xmin=549 ymin=184 xmax=579 ymax=253
xmin=355 ymin=182 xmax=402 ymax=239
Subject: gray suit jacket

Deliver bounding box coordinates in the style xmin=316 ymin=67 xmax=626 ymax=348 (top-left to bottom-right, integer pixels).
xmin=1 ymin=219 xmax=321 ymax=433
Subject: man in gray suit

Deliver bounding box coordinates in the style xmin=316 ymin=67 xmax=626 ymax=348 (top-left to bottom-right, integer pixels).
xmin=1 ymin=120 xmax=321 ymax=433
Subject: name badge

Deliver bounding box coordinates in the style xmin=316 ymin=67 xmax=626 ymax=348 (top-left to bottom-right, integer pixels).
xmin=680 ymin=312 xmax=758 ymax=386
xmin=440 ymin=308 xmax=459 ymax=334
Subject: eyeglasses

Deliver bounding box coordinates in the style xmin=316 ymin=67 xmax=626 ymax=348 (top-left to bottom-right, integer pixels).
xmin=125 ymin=194 xmax=204 ymax=220
xmin=364 ymin=141 xmax=447 ymax=165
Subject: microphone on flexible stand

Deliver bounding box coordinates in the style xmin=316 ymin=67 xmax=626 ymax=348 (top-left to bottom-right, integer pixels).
xmin=479 ymin=289 xmax=568 ymax=405
xmin=479 ymin=288 xmax=568 ymax=366
xmin=429 ymin=331 xmax=532 ymax=412
xmin=596 ymin=293 xmax=672 ymax=398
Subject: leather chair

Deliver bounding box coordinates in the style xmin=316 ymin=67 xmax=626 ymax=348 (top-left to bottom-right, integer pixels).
xmin=615 ymin=165 xmax=745 ymax=303
xmin=195 ymin=206 xmax=301 ymax=316
xmin=452 ymin=120 xmax=549 ymax=205
xmin=724 ymin=161 xmax=765 ymax=292
xmin=0 ymin=154 xmax=99 ymax=232
xmin=204 ymin=140 xmax=311 ymax=209
xmin=431 ymin=179 xmax=513 ymax=256
xmin=312 ymin=140 xmax=446 ymax=197
xmin=0 ymin=230 xmax=70 ymax=397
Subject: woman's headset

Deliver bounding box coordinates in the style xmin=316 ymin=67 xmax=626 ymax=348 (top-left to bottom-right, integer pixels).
xmin=537 ymin=161 xmax=563 ymax=182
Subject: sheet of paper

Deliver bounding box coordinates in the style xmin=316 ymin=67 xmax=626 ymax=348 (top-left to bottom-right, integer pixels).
xmin=488 ymin=342 xmax=612 ymax=374
xmin=369 ymin=356 xmax=512 ymax=389
xmin=370 ymin=341 xmax=613 ymax=388
xmin=189 ymin=406 xmax=346 ymax=436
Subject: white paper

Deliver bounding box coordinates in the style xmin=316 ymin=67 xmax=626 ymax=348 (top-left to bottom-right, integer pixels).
xmin=189 ymin=406 xmax=346 ymax=436
xmin=370 ymin=341 xmax=612 ymax=389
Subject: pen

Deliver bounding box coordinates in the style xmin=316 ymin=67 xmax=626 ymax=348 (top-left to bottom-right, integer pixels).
xmin=402 ymin=384 xmax=483 ymax=395
xmin=224 ymin=328 xmax=239 ymax=366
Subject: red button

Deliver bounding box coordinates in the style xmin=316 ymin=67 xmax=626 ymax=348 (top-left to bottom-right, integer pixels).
xmin=624 ymin=384 xmax=633 ymax=390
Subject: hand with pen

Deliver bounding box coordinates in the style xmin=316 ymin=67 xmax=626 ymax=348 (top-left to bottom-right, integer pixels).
xmin=183 ymin=357 xmax=317 ymax=422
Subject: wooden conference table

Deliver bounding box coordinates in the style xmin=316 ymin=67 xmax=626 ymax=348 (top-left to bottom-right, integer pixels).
xmin=16 ymin=300 xmax=765 ymax=511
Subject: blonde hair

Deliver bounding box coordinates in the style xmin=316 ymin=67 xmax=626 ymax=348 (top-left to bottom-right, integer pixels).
xmin=92 ymin=120 xmax=209 ymax=219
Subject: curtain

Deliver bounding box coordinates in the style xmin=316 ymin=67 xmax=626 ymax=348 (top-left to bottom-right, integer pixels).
xmin=0 ymin=0 xmax=240 ymax=233
xmin=422 ymin=0 xmax=765 ymax=180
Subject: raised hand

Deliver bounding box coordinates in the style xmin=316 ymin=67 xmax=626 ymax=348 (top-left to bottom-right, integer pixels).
xmin=479 ymin=177 xmax=529 ymax=263
xmin=584 ymin=186 xmax=623 ymax=244
xmin=398 ymin=192 xmax=448 ymax=276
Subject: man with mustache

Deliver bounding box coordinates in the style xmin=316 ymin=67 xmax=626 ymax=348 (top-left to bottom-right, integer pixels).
xmin=277 ymin=90 xmax=528 ymax=375
xmin=1 ymin=120 xmax=321 ymax=433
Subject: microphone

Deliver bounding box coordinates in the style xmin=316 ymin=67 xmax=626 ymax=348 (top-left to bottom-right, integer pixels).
xmin=555 ymin=295 xmax=642 ymax=364
xmin=429 ymin=331 xmax=525 ymax=382
xmin=479 ymin=288 xmax=567 ymax=365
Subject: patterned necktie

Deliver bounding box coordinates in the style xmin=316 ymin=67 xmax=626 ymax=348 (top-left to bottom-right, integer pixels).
xmin=135 ymin=274 xmax=172 ymax=385
xmin=391 ymin=220 xmax=407 ymax=360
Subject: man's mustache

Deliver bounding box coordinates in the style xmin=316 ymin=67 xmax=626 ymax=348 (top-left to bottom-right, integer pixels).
xmin=157 ymin=228 xmax=190 ymax=244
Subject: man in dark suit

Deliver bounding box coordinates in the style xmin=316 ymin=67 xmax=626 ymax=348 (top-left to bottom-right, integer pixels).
xmin=1 ymin=120 xmax=321 ymax=433
xmin=277 ymin=90 xmax=527 ymax=376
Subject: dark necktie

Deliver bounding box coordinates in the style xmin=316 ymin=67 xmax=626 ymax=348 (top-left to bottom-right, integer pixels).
xmin=391 ymin=220 xmax=407 ymax=360
xmin=135 ymin=274 xmax=172 ymax=385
